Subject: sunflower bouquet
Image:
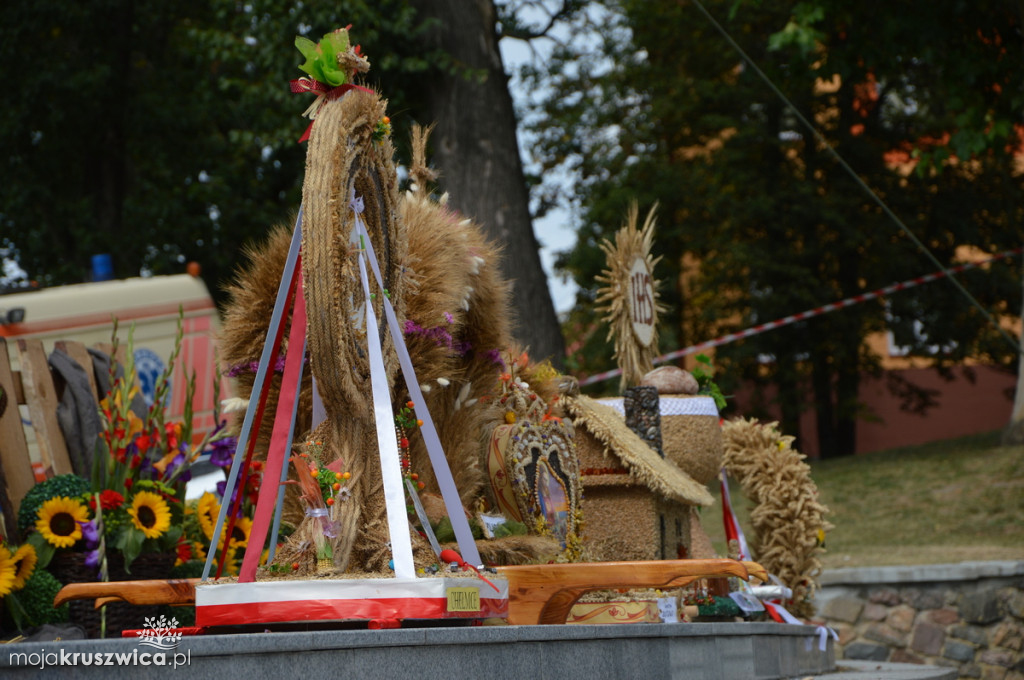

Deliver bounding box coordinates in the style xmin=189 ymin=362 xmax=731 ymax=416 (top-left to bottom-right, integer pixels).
xmin=24 ymin=314 xmax=231 ymax=580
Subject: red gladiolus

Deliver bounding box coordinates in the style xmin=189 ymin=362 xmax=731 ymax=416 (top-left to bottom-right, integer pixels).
xmin=114 ymin=447 xmax=128 ymax=464
xmin=165 ymin=422 xmax=180 ymax=450
xmin=136 ymin=433 xmax=152 ymax=453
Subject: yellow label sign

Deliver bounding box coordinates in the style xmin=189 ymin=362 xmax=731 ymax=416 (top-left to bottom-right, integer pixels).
xmin=446 ymin=587 xmax=481 ymax=612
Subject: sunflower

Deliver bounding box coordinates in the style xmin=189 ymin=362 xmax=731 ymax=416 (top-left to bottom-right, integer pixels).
xmin=35 ymin=496 xmax=89 ymax=548
xmin=0 ymin=545 xmax=15 ymax=597
xmin=127 ymin=491 xmax=172 ymax=539
xmin=10 ymin=544 xmax=37 ymax=591
xmin=197 ymin=492 xmax=219 ymax=540
xmin=229 ymin=516 xmax=252 ymax=549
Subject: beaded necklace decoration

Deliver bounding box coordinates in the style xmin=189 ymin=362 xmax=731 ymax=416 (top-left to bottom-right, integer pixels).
xmin=394 ymin=400 xmax=425 ymax=489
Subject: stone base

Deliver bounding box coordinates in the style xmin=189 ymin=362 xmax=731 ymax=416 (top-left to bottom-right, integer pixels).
xmin=2 ymin=622 xmax=835 ymax=680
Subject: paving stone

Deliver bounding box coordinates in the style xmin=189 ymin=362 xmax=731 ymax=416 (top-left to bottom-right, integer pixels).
xmin=961 ymin=663 xmax=983 ymax=678
xmin=1008 ymin=591 xmax=1024 ymax=621
xmin=833 ymin=622 xmax=856 ymax=646
xmin=890 ymin=648 xmax=924 ymax=665
xmin=927 ymin=608 xmax=960 ymax=626
xmin=980 ymin=649 xmax=1016 ymax=668
xmin=980 ymin=663 xmax=1009 ymax=680
xmin=944 ymin=640 xmax=978 ymax=662
xmin=869 ymin=588 xmax=901 ymax=606
xmin=865 ymin=623 xmax=907 ymax=648
xmin=903 ymin=587 xmax=946 ymax=611
xmin=843 ymin=642 xmax=889 ymax=661
xmin=952 ymin=625 xmax=990 ymax=646
xmin=887 ymin=605 xmax=916 ymax=632
xmin=912 ymin=622 xmax=947 ymax=656
xmin=825 ymin=596 xmax=865 ymax=624
xmin=962 ymin=589 xmax=1005 ymax=625
xmin=862 ymin=603 xmax=888 ymax=622
xmin=991 ymin=621 xmax=1024 ymax=651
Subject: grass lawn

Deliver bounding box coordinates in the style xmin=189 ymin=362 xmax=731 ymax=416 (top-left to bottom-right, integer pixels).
xmin=699 ymin=429 xmax=1024 ymax=569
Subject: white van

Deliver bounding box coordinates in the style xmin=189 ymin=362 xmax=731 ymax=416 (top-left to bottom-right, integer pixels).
xmin=1 ymin=273 xmax=232 ymax=448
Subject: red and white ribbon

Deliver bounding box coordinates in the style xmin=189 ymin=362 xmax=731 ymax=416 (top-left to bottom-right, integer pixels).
xmin=719 ymin=468 xmax=751 ymax=561
xmin=289 ymin=78 xmax=374 ymax=143
xmin=580 ymin=247 xmax=1023 ymax=386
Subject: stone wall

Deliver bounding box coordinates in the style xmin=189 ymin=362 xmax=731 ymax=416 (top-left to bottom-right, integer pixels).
xmin=813 ymin=561 xmax=1024 ymax=680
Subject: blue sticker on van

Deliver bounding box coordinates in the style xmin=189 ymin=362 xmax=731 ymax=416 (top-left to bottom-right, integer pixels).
xmin=134 ymin=348 xmax=168 ymax=407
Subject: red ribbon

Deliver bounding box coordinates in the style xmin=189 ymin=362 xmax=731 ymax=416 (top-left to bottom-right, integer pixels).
xmin=289 ymin=78 xmax=374 ymax=142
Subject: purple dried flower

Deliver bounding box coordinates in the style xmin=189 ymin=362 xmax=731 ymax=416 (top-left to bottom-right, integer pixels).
xmin=208 ymin=436 xmax=237 ymax=468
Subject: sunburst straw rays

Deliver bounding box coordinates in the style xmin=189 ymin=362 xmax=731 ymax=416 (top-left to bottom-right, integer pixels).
xmin=595 ymin=202 xmax=667 ymax=391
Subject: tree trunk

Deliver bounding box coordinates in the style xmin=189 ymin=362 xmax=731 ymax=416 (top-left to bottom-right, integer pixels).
xmin=407 ymin=0 xmax=566 ymax=367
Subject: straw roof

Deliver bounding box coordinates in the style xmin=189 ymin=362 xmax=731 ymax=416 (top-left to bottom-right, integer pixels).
xmin=565 ymin=395 xmax=713 ymax=507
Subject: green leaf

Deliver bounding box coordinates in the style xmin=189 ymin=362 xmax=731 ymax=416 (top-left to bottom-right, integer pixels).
xmin=26 ymin=532 xmax=56 ymax=569
xmin=4 ymin=593 xmax=27 ymax=631
xmin=115 ymin=526 xmax=145 ymax=573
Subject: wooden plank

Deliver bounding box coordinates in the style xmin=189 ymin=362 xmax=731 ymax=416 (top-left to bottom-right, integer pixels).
xmin=51 ymin=559 xmax=767 ymax=626
xmin=16 ymin=339 xmax=73 ymax=477
xmin=54 ymin=579 xmax=199 ymax=608
xmin=0 ymin=338 xmax=35 ymax=532
xmin=55 ymin=340 xmax=100 ymax=402
xmin=496 ymin=558 xmax=754 ymax=625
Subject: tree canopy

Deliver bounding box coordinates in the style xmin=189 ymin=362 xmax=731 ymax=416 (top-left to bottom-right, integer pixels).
xmin=1 ymin=1 xmax=433 ymax=292
xmin=525 ymin=0 xmax=1023 ymax=456
xmin=0 ymin=0 xmax=566 ymax=364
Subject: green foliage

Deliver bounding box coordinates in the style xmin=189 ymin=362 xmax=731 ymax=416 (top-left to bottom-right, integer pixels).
xmin=692 ymin=354 xmax=727 ymax=411
xmin=525 ymin=0 xmax=1022 ymax=455
xmin=296 ymin=30 xmax=353 ymax=87
xmin=15 ymin=570 xmax=69 ymax=627
xmin=17 ymin=474 xmax=91 ymax=538
xmin=490 ymin=519 xmax=528 ymax=539
xmin=0 ymin=0 xmax=445 ymax=302
xmin=433 ymin=516 xmax=484 ymax=544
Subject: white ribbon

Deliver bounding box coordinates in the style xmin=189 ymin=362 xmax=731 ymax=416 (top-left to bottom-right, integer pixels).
xmin=767 ymin=600 xmax=837 ymax=653
xmin=818 ymin=624 xmax=839 ymax=652
xmin=599 ymin=395 xmax=719 ymax=417
xmin=352 ymin=193 xmax=482 ymax=567
xmin=355 ymin=218 xmax=416 ymax=580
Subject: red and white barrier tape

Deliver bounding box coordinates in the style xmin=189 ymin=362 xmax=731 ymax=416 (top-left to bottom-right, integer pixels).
xmin=579 ymin=248 xmax=1022 ymax=386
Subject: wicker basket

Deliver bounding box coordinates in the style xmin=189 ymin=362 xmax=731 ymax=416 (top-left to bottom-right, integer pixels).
xmin=659 ymin=395 xmax=722 ymax=485
xmin=50 ymin=551 xmax=177 ymax=638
